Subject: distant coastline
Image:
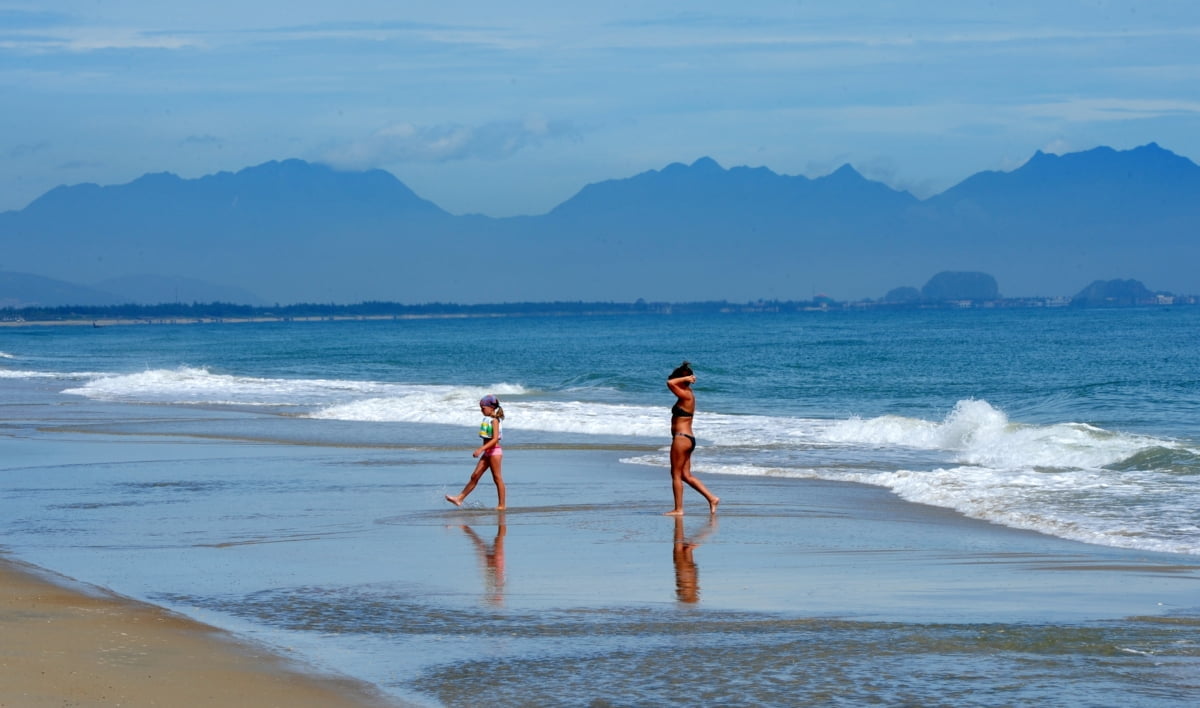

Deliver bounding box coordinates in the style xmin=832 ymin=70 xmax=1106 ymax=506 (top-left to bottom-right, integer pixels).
xmin=3 ymin=294 xmax=1198 ymax=327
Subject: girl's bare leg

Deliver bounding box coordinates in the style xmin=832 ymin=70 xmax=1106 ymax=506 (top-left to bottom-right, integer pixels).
xmin=446 ymin=458 xmax=490 ymax=506
xmin=490 ymin=456 xmax=506 ymax=510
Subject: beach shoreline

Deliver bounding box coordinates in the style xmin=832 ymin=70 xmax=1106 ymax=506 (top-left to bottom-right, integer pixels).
xmin=0 ymin=555 xmax=401 ymax=708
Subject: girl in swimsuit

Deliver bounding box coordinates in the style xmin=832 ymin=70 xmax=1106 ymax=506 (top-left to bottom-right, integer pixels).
xmin=446 ymin=394 xmax=507 ymax=510
xmin=665 ymin=361 xmax=719 ymax=516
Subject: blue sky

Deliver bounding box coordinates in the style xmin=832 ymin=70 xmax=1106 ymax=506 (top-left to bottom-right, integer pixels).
xmin=3 ymin=1 xmax=1199 ymax=216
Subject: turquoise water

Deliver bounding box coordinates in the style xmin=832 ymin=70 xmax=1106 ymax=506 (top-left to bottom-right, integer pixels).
xmin=2 ymin=307 xmax=1199 ymax=705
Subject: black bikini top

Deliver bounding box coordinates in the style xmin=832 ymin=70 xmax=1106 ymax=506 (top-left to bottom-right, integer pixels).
xmin=671 ymin=403 xmax=694 ymax=418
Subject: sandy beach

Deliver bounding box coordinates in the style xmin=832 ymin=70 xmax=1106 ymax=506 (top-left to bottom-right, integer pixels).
xmin=0 ymin=556 xmax=396 ymax=708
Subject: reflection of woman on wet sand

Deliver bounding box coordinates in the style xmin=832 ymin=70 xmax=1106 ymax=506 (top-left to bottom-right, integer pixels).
xmin=673 ymin=515 xmax=716 ymax=604
xmin=666 ymin=361 xmax=719 ymax=516
xmin=460 ymin=518 xmax=506 ymax=605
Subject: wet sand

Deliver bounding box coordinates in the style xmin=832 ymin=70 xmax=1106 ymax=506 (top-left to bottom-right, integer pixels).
xmin=0 ymin=557 xmax=397 ymax=708
xmin=3 ymin=435 xmax=1200 ymax=705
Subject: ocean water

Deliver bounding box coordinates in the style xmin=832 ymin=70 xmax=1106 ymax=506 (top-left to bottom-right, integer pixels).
xmin=2 ymin=307 xmax=1199 ymax=705
xmin=6 ymin=308 xmax=1197 ymax=556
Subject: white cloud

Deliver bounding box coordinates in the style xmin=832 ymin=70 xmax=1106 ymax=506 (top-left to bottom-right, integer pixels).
xmin=323 ymin=117 xmax=581 ymax=167
xmin=727 ymin=96 xmax=1200 ymax=138
xmin=1041 ymin=139 xmax=1074 ymax=156
xmin=1017 ymin=98 xmax=1200 ymax=123
xmin=0 ymin=27 xmax=202 ymax=53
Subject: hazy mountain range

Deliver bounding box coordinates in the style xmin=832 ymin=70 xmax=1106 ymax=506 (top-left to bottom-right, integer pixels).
xmin=1 ymin=143 xmax=1197 ymax=306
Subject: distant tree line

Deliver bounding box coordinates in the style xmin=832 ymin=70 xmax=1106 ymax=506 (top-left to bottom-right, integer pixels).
xmin=3 ymin=284 xmax=1195 ymax=324
xmin=2 ymin=299 xmax=757 ymax=322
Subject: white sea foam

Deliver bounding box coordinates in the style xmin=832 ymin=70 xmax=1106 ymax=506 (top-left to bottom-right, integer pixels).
xmin=313 ymin=394 xmax=837 ymax=444
xmin=626 ymin=399 xmax=1200 ymax=555
xmin=628 ymin=457 xmax=1200 ymax=555
xmin=0 ymin=369 xmax=74 ymax=379
xmin=831 ymin=465 xmax=1200 ymax=555
xmin=63 ymin=366 xmax=348 ymax=406
xmin=313 ymin=396 xmax=668 ymax=436
xmin=0 ymin=351 xmax=16 ymax=359
xmin=308 ymin=385 xmax=535 ymax=428
xmin=825 ymin=399 xmax=1159 ymax=470
xmin=62 ymin=366 xmax=528 ymax=409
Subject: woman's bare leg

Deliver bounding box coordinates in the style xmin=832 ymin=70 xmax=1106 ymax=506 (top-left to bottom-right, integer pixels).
xmin=667 ymin=436 xmax=719 ymax=514
xmin=665 ymin=436 xmax=689 ymax=515
xmin=681 ymin=454 xmax=720 ymax=514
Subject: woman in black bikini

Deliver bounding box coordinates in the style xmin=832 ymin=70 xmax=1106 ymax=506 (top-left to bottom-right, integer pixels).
xmin=666 ymin=361 xmax=720 ymax=515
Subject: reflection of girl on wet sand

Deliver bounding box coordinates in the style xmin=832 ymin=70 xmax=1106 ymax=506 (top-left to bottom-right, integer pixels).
xmin=673 ymin=515 xmax=716 ymax=604
xmin=460 ymin=519 xmax=506 ymax=605
xmin=666 ymin=361 xmax=719 ymax=516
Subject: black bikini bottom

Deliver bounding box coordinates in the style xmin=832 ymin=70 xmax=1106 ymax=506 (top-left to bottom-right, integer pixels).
xmin=674 ymin=433 xmax=697 ymax=451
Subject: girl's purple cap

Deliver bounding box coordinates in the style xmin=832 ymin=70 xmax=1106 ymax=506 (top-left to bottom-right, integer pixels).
xmin=480 ymin=395 xmax=500 ymax=408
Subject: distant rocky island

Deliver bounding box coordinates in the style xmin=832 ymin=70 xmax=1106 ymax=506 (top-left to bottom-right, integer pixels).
xmin=880 ymin=272 xmax=1188 ymax=308
xmin=1068 ymin=279 xmax=1177 ymax=307
xmin=883 ymin=271 xmax=1000 ymax=304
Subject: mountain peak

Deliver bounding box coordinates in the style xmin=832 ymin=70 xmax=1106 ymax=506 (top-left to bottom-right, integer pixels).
xmin=235 ymin=158 xmax=330 ymax=178
xmin=936 ymin=142 xmax=1200 ymax=207
xmin=826 ymin=163 xmax=864 ymax=181
xmin=131 ymin=171 xmax=185 ymax=186
xmin=657 ymin=156 xmax=725 ymax=177
xmin=1021 ymin=142 xmax=1191 ymax=173
xmin=18 ymin=158 xmax=446 ymax=221
xmin=1127 ymin=141 xmax=1197 ymax=168
xmin=549 ymin=153 xmax=914 ymax=221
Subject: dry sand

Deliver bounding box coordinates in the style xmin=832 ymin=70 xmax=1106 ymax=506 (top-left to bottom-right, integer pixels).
xmin=0 ymin=557 xmax=397 ymax=708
